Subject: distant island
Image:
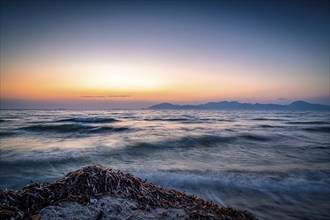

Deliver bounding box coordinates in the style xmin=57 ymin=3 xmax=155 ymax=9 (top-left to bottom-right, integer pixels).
xmin=147 ymin=100 xmax=329 ymax=110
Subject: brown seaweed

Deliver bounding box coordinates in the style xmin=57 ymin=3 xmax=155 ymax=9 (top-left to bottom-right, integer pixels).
xmin=0 ymin=164 xmax=257 ymax=220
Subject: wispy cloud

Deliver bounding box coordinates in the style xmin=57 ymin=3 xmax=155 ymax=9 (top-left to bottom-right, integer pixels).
xmin=81 ymin=96 xmax=106 ymax=98
xmin=81 ymin=95 xmax=130 ymax=98
xmin=108 ymin=95 xmax=130 ymax=98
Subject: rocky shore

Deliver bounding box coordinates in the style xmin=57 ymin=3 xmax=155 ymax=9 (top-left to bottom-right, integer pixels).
xmin=0 ymin=165 xmax=257 ymax=220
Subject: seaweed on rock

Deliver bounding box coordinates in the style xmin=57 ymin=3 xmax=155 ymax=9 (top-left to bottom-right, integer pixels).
xmin=0 ymin=164 xmax=257 ymax=220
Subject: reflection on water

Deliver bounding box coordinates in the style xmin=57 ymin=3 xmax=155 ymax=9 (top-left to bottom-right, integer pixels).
xmin=0 ymin=109 xmax=329 ymax=219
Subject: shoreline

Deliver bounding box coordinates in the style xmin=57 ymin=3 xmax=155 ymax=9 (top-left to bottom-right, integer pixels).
xmin=0 ymin=164 xmax=257 ymax=219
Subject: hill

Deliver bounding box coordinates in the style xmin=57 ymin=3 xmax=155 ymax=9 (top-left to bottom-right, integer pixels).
xmin=148 ymin=100 xmax=329 ymax=110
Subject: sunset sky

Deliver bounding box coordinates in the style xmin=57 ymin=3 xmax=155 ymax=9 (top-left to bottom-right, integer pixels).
xmin=1 ymin=0 xmax=329 ymax=109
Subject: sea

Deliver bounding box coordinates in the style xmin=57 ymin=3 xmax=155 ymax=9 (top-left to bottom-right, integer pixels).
xmin=0 ymin=109 xmax=329 ymax=219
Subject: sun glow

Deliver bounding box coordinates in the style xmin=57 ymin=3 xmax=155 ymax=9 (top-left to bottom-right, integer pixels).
xmin=81 ymin=72 xmax=162 ymax=92
xmin=62 ymin=60 xmax=168 ymax=94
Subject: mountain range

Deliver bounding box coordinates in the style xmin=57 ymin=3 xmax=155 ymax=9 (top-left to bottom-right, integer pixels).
xmin=147 ymin=101 xmax=329 ymax=110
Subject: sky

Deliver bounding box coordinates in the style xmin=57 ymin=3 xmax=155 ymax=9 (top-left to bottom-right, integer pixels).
xmin=1 ymin=0 xmax=329 ymax=109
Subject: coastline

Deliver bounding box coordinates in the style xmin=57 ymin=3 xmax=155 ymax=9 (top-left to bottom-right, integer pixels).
xmin=0 ymin=164 xmax=256 ymax=220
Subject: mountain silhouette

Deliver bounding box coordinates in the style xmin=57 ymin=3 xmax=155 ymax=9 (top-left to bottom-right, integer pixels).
xmin=148 ymin=100 xmax=329 ymax=110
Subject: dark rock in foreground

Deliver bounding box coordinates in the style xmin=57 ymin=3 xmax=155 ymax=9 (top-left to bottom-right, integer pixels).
xmin=0 ymin=164 xmax=257 ymax=220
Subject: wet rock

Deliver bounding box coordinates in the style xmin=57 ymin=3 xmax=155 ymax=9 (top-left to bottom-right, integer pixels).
xmin=0 ymin=164 xmax=257 ymax=220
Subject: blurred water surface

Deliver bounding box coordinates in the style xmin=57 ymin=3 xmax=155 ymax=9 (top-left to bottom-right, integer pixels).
xmin=0 ymin=109 xmax=329 ymax=219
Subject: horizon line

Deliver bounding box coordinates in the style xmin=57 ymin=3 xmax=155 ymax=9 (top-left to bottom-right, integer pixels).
xmin=1 ymin=99 xmax=329 ymax=111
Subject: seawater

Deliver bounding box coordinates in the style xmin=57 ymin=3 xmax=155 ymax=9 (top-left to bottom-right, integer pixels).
xmin=0 ymin=109 xmax=329 ymax=219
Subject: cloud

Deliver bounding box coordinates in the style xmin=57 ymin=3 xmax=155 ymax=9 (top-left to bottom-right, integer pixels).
xmin=81 ymin=95 xmax=130 ymax=98
xmin=81 ymin=96 xmax=106 ymax=98
xmin=277 ymin=98 xmax=288 ymax=101
xmin=108 ymin=95 xmax=130 ymax=98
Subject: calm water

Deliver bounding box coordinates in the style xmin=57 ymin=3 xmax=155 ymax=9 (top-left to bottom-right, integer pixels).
xmin=0 ymin=109 xmax=329 ymax=219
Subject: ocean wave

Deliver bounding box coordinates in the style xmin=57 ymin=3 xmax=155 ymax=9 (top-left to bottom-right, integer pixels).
xmin=0 ymin=158 xmax=90 ymax=189
xmin=19 ymin=124 xmax=130 ymax=134
xmin=239 ymin=134 xmax=271 ymax=142
xmin=144 ymin=118 xmax=190 ymax=122
xmin=134 ymin=170 xmax=330 ymax=194
xmin=216 ymin=119 xmax=235 ymax=122
xmin=256 ymin=124 xmax=286 ymax=129
xmin=121 ymin=134 xmax=272 ymax=154
xmin=0 ymin=156 xmax=84 ymax=169
xmin=312 ymin=146 xmax=330 ymax=150
xmin=0 ymin=132 xmax=17 ymax=137
xmin=251 ymin=118 xmax=285 ymax=121
xmin=287 ymin=121 xmax=329 ymax=125
xmin=120 ymin=116 xmax=139 ymax=119
xmin=88 ymin=126 xmax=129 ymax=133
xmin=303 ymin=126 xmax=330 ymax=133
xmin=257 ymin=125 xmax=276 ymax=128
xmin=143 ymin=118 xmax=233 ymax=124
xmin=56 ymin=117 xmax=119 ymax=123
xmin=127 ymin=135 xmax=236 ymax=150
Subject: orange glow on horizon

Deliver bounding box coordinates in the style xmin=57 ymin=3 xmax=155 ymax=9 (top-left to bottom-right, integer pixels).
xmin=1 ymin=57 xmax=328 ymax=104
